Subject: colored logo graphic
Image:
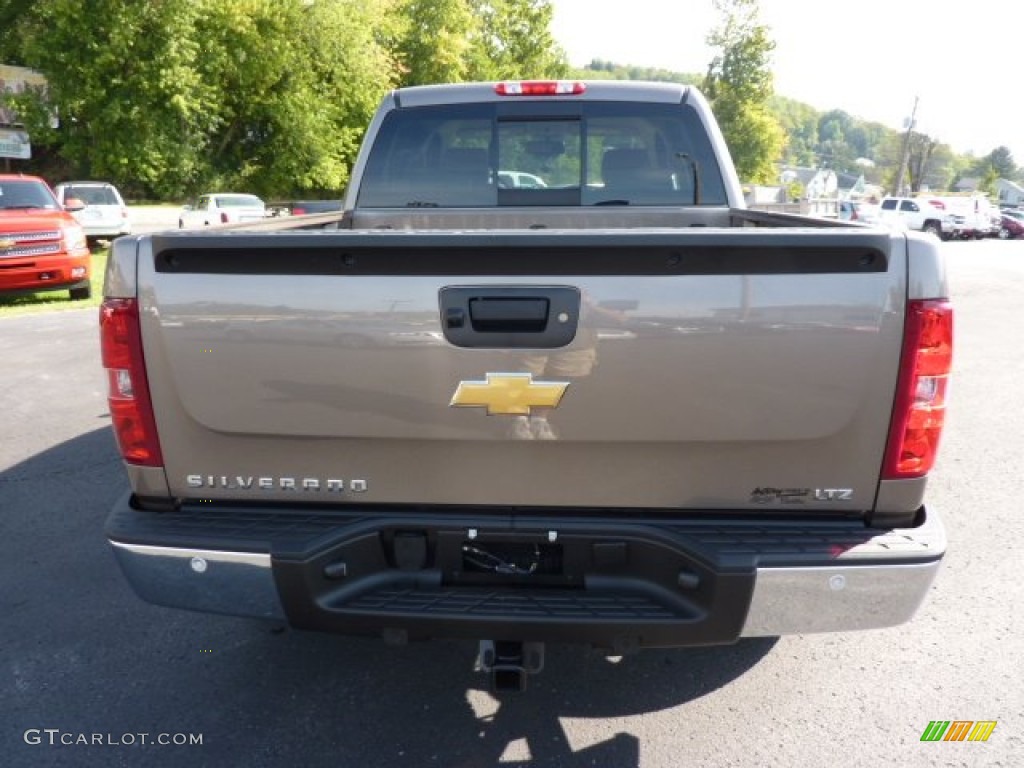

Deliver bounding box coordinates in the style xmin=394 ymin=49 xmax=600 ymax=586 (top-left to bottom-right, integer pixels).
xmin=450 ymin=373 xmax=569 ymax=416
xmin=920 ymin=721 xmax=997 ymax=742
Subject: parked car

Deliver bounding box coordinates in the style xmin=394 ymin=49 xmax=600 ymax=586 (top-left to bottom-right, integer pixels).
xmin=497 ymin=170 xmax=548 ymax=189
xmin=838 ymin=200 xmax=879 ymax=223
xmin=925 ymin=196 xmax=1000 ymax=239
xmin=877 ymin=196 xmax=955 ymax=239
xmin=997 ymin=212 xmax=1024 ymax=239
xmin=178 ymin=193 xmax=266 ymax=228
xmin=53 ymin=181 xmax=131 ymax=242
xmin=266 ymin=199 xmax=343 ymax=217
xmin=0 ymin=174 xmax=92 ymax=300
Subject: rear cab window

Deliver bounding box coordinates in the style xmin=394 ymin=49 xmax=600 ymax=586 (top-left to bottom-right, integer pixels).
xmin=357 ymin=100 xmax=728 ymax=208
xmin=215 ymin=195 xmax=263 ymax=208
xmin=64 ymin=185 xmax=120 ymax=206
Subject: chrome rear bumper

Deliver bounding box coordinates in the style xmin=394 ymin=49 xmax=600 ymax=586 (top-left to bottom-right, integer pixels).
xmin=108 ymin=499 xmax=945 ymax=643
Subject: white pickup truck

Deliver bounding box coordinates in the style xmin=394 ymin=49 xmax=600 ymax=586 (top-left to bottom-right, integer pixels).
xmin=101 ymin=81 xmax=952 ymax=690
xmin=877 ymin=196 xmax=957 ymax=240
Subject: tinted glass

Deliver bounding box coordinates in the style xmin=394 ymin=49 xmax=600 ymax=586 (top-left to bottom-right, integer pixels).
xmin=0 ymin=179 xmax=59 ymax=210
xmin=66 ymin=185 xmax=120 ymax=205
xmin=357 ymin=100 xmax=728 ymax=208
xmin=215 ymin=195 xmax=263 ymax=208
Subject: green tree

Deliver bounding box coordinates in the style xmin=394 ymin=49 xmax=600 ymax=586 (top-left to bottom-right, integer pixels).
xmin=969 ymin=145 xmax=1016 ymax=181
xmin=908 ymin=135 xmax=957 ymax=192
xmin=471 ymin=0 xmax=567 ymax=80
xmin=394 ymin=0 xmax=565 ymax=86
xmin=191 ymin=0 xmax=397 ymax=196
xmin=0 ymin=1 xmax=41 ymax=62
xmin=5 ymin=0 xmax=398 ymax=197
xmin=575 ymin=60 xmax=701 ymax=86
xmin=815 ymin=111 xmax=858 ymax=174
xmin=772 ymin=96 xmax=818 ymax=167
xmin=11 ymin=0 xmax=215 ymax=196
xmin=702 ymin=0 xmax=784 ymax=183
xmin=394 ymin=0 xmax=477 ymax=85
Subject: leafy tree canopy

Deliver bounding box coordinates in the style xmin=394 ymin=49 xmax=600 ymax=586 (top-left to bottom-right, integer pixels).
xmin=1 ymin=0 xmax=563 ymax=198
xmin=702 ymin=0 xmax=784 ymax=184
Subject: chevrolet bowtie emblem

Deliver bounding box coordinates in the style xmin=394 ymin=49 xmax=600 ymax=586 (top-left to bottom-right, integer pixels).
xmin=450 ymin=373 xmax=569 ymax=416
xmin=0 ymin=238 xmax=15 ymax=249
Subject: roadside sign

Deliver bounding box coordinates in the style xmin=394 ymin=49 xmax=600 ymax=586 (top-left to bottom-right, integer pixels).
xmin=0 ymin=127 xmax=30 ymax=159
xmin=1 ymin=64 xmax=51 ymax=158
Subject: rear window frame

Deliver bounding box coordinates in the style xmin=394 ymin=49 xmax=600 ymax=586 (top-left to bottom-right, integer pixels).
xmin=356 ymin=100 xmax=728 ymax=209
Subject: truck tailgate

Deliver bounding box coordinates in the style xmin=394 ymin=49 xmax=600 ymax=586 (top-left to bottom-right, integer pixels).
xmin=137 ymin=228 xmax=904 ymax=512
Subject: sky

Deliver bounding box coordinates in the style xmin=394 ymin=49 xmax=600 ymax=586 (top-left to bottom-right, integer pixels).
xmin=550 ymin=0 xmax=1024 ymax=164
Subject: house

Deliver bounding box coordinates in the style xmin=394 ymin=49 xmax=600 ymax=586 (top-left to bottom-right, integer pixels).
xmin=752 ymin=166 xmax=840 ymax=215
xmin=952 ymin=177 xmax=982 ymax=194
xmin=780 ymin=167 xmax=838 ymax=200
xmin=995 ymin=178 xmax=1024 ymax=208
xmin=836 ymin=171 xmax=861 ymax=196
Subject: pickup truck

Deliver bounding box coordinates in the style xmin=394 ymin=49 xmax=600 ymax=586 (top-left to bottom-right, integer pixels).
xmin=1 ymin=173 xmax=92 ymax=300
xmin=877 ymin=196 xmax=958 ymax=240
xmin=101 ymin=81 xmax=951 ymax=691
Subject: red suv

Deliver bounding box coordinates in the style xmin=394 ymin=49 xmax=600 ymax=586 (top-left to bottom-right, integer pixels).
xmin=0 ymin=174 xmax=92 ymax=300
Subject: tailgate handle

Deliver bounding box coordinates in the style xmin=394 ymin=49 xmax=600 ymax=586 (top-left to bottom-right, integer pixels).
xmin=440 ymin=286 xmax=580 ymax=349
xmin=469 ymin=297 xmax=548 ymax=332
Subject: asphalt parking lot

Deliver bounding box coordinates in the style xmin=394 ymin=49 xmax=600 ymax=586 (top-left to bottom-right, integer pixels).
xmin=129 ymin=205 xmax=183 ymax=235
xmin=1 ymin=238 xmax=1022 ymax=767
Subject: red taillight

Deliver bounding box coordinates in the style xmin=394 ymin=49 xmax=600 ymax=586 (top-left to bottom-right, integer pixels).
xmin=494 ymin=80 xmax=586 ymax=96
xmin=292 ymin=206 xmax=306 ymax=216
xmin=882 ymin=300 xmax=953 ymax=479
xmin=100 ymin=298 xmax=164 ymax=466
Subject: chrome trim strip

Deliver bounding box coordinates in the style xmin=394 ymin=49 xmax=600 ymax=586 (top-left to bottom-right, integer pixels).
xmin=2 ymin=230 xmax=61 ymax=242
xmin=0 ymin=244 xmax=62 ymax=258
xmin=109 ymin=541 xmax=285 ymax=620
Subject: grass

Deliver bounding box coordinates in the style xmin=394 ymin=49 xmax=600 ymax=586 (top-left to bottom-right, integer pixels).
xmin=0 ymin=247 xmax=108 ymax=317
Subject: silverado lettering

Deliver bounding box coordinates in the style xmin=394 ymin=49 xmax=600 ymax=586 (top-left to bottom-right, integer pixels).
xmin=185 ymin=475 xmax=367 ymax=492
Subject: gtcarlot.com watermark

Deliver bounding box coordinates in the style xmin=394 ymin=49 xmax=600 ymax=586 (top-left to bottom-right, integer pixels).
xmin=24 ymin=729 xmax=202 ymax=747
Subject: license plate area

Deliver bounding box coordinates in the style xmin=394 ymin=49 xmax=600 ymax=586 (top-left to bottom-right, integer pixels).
xmin=436 ymin=531 xmax=577 ymax=587
xmin=459 ymin=539 xmax=565 ymax=581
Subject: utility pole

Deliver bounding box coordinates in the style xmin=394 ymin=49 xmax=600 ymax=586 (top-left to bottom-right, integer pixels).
xmin=894 ymin=96 xmax=919 ymax=196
